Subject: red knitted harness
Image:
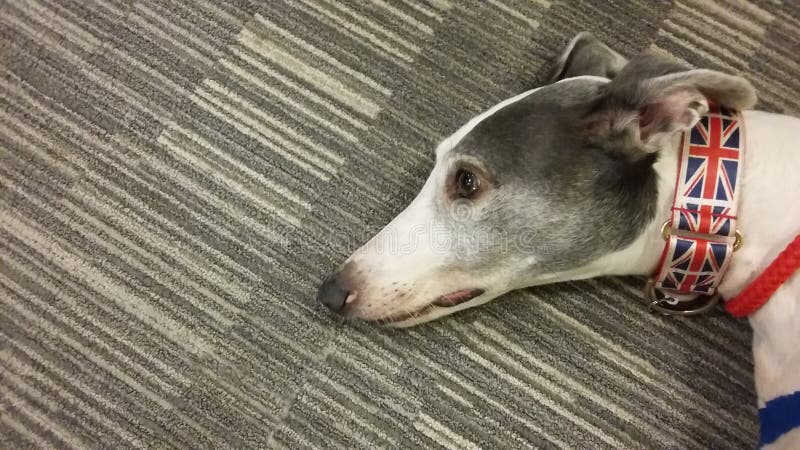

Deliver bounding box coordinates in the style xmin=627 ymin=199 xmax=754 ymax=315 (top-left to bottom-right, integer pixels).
xmin=726 ymin=235 xmax=800 ymax=318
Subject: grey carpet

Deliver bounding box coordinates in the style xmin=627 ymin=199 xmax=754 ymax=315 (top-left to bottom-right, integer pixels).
xmin=1 ymin=1 xmax=799 ymax=448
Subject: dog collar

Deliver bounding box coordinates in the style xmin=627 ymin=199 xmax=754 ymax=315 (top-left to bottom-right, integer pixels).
xmin=645 ymin=102 xmax=744 ymax=315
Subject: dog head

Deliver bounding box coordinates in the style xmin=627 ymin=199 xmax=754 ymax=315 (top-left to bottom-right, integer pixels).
xmin=317 ymin=34 xmax=756 ymax=326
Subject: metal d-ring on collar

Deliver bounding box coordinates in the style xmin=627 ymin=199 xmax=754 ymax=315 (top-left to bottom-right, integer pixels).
xmin=645 ymin=219 xmax=744 ymax=316
xmin=644 ymin=278 xmax=721 ymax=316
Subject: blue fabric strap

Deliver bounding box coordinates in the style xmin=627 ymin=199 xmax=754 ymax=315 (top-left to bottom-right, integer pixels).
xmin=759 ymin=391 xmax=800 ymax=446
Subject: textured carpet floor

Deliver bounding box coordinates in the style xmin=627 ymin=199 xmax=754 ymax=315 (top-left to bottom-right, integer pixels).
xmin=1 ymin=1 xmax=799 ymax=448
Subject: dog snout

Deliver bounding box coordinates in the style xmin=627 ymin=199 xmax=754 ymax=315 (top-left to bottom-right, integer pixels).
xmin=316 ymin=273 xmax=352 ymax=313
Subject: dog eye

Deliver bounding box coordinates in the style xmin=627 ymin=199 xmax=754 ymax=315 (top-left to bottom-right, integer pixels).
xmin=455 ymin=169 xmax=480 ymax=198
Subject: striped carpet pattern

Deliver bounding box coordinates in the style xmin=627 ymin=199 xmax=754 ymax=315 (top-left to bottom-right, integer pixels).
xmin=1 ymin=1 xmax=798 ymax=448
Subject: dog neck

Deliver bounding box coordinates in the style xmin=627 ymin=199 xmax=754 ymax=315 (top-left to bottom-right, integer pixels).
xmin=575 ymin=111 xmax=800 ymax=297
xmin=583 ymin=110 xmax=800 ymax=407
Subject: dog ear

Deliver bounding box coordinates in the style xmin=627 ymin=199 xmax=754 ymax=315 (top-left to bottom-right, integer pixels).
xmin=585 ymin=54 xmax=757 ymax=152
xmin=551 ymin=32 xmax=628 ymax=81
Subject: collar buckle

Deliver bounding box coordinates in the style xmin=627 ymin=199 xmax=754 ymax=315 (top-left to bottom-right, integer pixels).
xmin=660 ymin=219 xmax=743 ymax=252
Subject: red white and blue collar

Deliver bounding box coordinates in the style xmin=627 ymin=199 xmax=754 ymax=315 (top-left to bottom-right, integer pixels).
xmin=646 ymin=102 xmax=744 ymax=315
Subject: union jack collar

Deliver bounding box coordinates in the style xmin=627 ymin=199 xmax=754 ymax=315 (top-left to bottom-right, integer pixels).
xmin=645 ymin=102 xmax=744 ymax=315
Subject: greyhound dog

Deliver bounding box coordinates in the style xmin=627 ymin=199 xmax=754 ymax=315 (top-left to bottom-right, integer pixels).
xmin=317 ymin=33 xmax=800 ymax=448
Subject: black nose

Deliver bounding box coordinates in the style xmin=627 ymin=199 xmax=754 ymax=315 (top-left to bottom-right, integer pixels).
xmin=316 ymin=274 xmax=349 ymax=313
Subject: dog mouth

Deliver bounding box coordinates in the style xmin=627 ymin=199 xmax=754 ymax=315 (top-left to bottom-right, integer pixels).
xmin=377 ymin=288 xmax=485 ymax=324
xmin=432 ymin=288 xmax=485 ymax=307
